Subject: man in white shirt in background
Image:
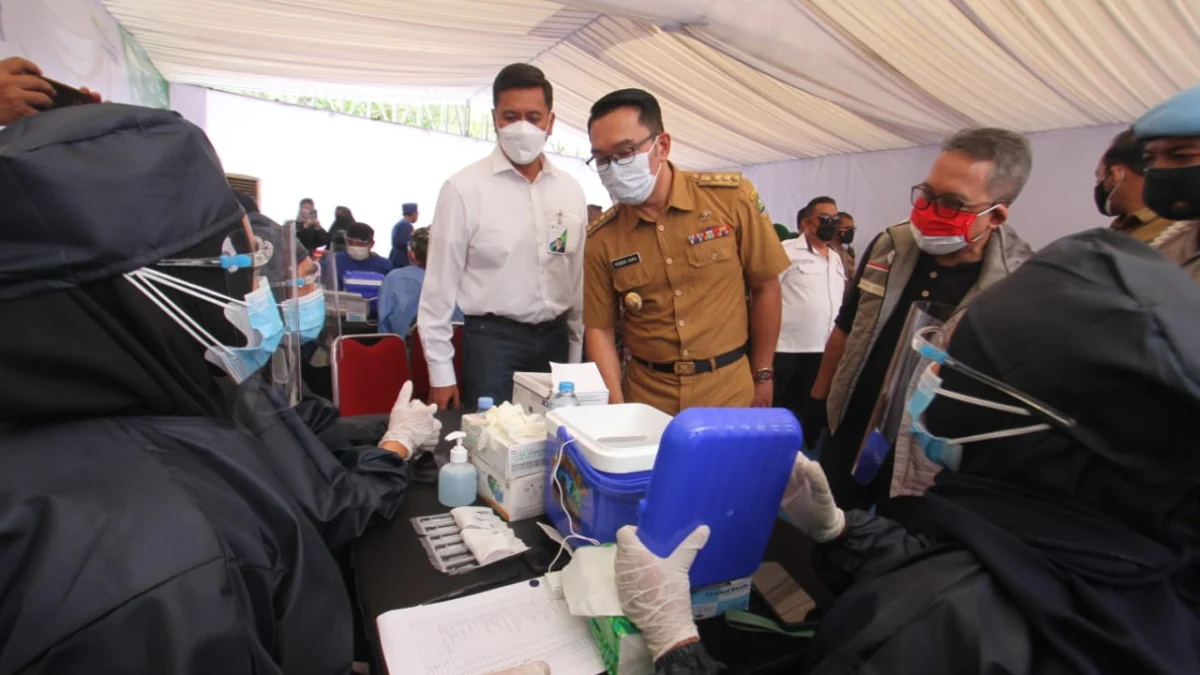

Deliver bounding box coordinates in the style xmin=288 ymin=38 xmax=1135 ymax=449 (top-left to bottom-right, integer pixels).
xmin=775 ymin=197 xmax=846 ymax=449
xmin=419 ymin=63 xmax=587 ymax=409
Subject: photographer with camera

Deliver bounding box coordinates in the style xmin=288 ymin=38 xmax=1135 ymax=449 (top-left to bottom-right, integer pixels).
xmin=0 ymin=57 xmax=100 ymax=124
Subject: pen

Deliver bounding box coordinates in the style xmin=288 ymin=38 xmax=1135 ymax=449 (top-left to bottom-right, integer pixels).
xmin=420 ymin=571 xmax=523 ymax=605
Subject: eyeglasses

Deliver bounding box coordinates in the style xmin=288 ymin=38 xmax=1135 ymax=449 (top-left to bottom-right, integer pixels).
xmin=911 ymin=185 xmax=999 ymax=219
xmin=587 ymin=134 xmax=658 ymax=172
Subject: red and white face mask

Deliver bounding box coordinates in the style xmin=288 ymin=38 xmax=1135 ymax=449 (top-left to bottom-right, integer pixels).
xmin=909 ymin=199 xmax=999 ymax=255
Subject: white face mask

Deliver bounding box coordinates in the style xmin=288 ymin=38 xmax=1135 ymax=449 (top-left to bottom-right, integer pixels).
xmin=600 ymin=138 xmax=661 ymax=205
xmin=497 ymin=120 xmax=547 ymax=166
xmin=346 ymin=245 xmax=371 ymax=261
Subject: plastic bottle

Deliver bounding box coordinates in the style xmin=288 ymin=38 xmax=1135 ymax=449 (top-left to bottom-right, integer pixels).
xmin=438 ymin=431 xmax=478 ymax=508
xmin=548 ymin=381 xmax=580 ymax=410
xmin=477 ymin=396 xmax=495 ymax=413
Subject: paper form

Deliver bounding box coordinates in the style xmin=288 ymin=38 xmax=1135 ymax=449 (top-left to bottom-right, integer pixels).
xmin=377 ymin=578 xmax=605 ymax=675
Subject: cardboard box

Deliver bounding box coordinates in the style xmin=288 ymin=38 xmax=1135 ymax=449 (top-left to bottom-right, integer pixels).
xmin=477 ymin=435 xmax=546 ymax=479
xmin=690 ymin=576 xmax=752 ymax=620
xmin=475 ymin=455 xmax=546 ymax=522
xmin=513 ymin=372 xmax=608 ymax=416
xmin=463 ymin=412 xmax=546 ymax=479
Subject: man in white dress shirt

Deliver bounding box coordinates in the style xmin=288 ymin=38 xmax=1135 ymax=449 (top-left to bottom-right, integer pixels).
xmin=775 ymin=196 xmax=846 ymax=448
xmin=419 ymin=64 xmax=587 ymax=409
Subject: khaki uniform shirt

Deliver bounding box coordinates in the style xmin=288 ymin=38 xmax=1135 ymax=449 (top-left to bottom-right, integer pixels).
xmin=1110 ymin=207 xmax=1175 ymax=244
xmin=584 ymin=164 xmax=789 ymax=363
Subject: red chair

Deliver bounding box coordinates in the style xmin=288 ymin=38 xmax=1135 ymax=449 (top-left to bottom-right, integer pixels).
xmin=409 ymin=326 xmax=431 ymax=402
xmin=408 ymin=323 xmax=466 ymax=404
xmin=332 ymin=333 xmax=410 ymax=416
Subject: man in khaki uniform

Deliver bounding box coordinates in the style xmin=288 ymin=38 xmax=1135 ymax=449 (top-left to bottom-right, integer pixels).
xmin=1134 ymin=84 xmax=1200 ymax=285
xmin=582 ymin=88 xmax=789 ymax=415
xmin=1094 ymin=128 xmax=1175 ymax=243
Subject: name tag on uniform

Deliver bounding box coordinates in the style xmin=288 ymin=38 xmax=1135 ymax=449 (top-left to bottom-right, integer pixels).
xmin=688 ymin=224 xmax=733 ymax=245
xmin=612 ymin=253 xmax=641 ymax=269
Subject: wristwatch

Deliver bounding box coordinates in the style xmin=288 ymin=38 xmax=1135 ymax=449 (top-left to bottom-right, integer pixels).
xmin=753 ymin=367 xmax=774 ymax=383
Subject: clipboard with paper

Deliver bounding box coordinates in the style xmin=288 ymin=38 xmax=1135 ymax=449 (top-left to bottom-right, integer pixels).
xmin=851 ymin=302 xmax=955 ymax=486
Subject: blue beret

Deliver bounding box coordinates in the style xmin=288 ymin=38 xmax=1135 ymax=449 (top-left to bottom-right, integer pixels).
xmin=403 ymin=202 xmax=418 ymax=213
xmin=1134 ymin=84 xmax=1200 ymax=139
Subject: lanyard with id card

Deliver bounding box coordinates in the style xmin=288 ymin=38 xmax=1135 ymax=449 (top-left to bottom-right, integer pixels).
xmin=548 ymin=210 xmax=569 ymax=255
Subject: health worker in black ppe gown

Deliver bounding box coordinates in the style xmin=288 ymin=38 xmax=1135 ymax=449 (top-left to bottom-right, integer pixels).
xmin=610 ymin=229 xmax=1200 ymax=675
xmin=0 ymin=104 xmax=440 ymax=674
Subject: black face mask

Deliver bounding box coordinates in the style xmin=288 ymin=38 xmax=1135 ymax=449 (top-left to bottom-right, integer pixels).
xmin=839 ymin=227 xmax=856 ymax=245
xmin=1143 ymin=165 xmax=1200 ymax=221
xmin=815 ymin=214 xmax=839 ymax=241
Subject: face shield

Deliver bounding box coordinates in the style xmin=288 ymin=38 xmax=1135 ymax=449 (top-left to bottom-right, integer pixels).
xmin=122 ymin=218 xmax=303 ymax=406
xmin=851 ymin=302 xmax=955 ymax=486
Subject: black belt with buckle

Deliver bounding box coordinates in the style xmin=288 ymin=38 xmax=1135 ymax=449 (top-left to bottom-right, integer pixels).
xmin=633 ymin=346 xmax=746 ymax=376
xmin=464 ymin=313 xmax=567 ymax=332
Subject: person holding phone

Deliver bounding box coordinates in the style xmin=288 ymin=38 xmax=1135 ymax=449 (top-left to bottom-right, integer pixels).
xmin=613 ymin=229 xmax=1200 ymax=675
xmin=0 ymin=57 xmax=100 ymax=124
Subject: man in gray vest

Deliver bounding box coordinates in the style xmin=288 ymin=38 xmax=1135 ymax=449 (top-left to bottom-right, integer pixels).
xmin=806 ymin=127 xmax=1035 ymax=524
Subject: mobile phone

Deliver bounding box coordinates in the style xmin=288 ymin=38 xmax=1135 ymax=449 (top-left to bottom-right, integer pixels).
xmin=43 ymin=78 xmax=95 ymax=109
xmin=752 ymin=561 xmax=817 ymax=628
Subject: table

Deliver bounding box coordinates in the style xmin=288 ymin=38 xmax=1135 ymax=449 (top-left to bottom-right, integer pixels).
xmin=354 ymin=409 xmax=832 ymax=675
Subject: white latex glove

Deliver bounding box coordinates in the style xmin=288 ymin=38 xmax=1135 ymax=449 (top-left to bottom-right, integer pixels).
xmin=380 ymin=381 xmax=441 ymax=455
xmin=781 ymin=454 xmax=846 ymax=543
xmin=615 ymin=525 xmax=710 ymax=661
xmin=486 ymin=662 xmax=549 ymax=675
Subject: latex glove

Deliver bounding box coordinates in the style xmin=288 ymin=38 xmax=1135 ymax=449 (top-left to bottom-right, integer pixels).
xmin=486 ymin=662 xmax=549 ymax=675
xmin=380 ymin=381 xmax=441 ymax=454
xmin=781 ymin=454 xmax=846 ymax=543
xmin=615 ymin=525 xmax=710 ymax=661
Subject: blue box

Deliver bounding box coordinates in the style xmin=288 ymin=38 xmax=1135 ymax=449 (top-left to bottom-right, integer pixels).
xmin=545 ymin=425 xmax=651 ymax=544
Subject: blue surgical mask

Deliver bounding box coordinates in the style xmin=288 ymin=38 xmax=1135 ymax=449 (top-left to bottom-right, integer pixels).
xmin=906 ymin=363 xmax=1051 ymax=471
xmin=281 ymin=289 xmax=325 ymax=343
xmin=125 ymin=268 xmax=285 ymax=384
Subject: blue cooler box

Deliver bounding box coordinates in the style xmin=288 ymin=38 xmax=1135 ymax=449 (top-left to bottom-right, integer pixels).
xmin=545 ymin=406 xmax=803 ymax=589
xmin=544 ymin=404 xmax=669 ymax=544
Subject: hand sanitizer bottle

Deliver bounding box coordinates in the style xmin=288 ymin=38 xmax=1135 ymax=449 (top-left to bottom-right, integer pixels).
xmin=439 ymin=431 xmax=478 ymax=508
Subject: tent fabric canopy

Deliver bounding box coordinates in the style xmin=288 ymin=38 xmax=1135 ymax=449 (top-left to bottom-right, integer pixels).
xmin=103 ymin=0 xmax=1200 ymax=170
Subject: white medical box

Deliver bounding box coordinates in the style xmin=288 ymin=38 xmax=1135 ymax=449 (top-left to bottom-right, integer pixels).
xmin=474 ymin=455 xmax=546 ymax=522
xmin=512 ymin=372 xmax=608 ymax=416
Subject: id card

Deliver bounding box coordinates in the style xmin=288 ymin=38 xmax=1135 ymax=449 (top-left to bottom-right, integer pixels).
xmin=548 ymin=211 xmax=568 ymax=254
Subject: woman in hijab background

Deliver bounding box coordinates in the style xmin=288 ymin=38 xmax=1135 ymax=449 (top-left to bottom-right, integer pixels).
xmin=611 ymin=229 xmax=1200 ymax=675
xmin=327 ymin=205 xmax=356 ymax=253
xmin=0 ymin=104 xmax=437 ymax=674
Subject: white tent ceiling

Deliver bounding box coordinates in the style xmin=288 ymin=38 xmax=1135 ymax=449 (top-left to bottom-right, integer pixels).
xmin=103 ymin=0 xmax=1200 ymax=170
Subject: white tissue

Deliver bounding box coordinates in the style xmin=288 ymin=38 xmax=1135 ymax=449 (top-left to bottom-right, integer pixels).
xmin=450 ymin=506 xmax=507 ymax=530
xmin=461 ymin=526 xmax=529 ymax=566
xmin=561 ymin=546 xmax=624 ymax=617
xmin=481 ymin=402 xmax=545 ymax=451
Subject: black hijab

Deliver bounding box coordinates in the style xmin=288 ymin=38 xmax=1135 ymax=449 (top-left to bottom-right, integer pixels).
xmin=923 ymin=229 xmax=1200 ymax=675
xmin=0 ymin=104 xmax=250 ymax=432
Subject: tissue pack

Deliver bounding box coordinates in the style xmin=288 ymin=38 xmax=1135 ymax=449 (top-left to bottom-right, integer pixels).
xmin=475 ymin=455 xmax=546 ymax=521
xmin=587 ymin=579 xmax=752 ymax=675
xmin=589 ymin=616 xmax=653 ymax=675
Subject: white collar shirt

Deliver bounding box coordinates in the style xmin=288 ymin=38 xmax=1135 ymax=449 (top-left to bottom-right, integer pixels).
xmin=418 ymin=146 xmax=588 ymax=387
xmin=777 ymin=235 xmax=847 ymax=353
